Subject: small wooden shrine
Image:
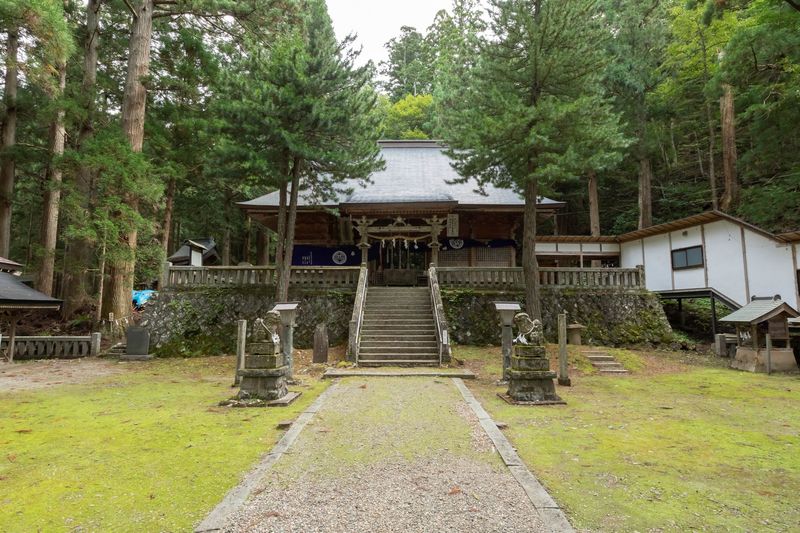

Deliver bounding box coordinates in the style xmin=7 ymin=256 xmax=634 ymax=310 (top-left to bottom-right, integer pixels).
xmin=720 ymin=296 xmax=799 ymax=373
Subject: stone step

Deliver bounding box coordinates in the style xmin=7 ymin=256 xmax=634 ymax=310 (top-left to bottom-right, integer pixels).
xmin=592 ymin=361 xmax=625 ymax=368
xmin=359 ymin=334 xmax=437 ymax=341
xmin=364 ymin=309 xmax=433 ymax=315
xmin=358 ymin=359 xmax=439 ymax=367
xmin=586 ymin=354 xmax=614 ymax=361
xmin=361 ymin=325 xmax=436 ymax=332
xmin=357 ymin=352 xmax=439 ymax=360
xmin=359 ymin=344 xmax=439 ymax=353
xmin=598 ymin=368 xmax=629 ymax=374
xmin=363 ymin=320 xmax=435 ymax=327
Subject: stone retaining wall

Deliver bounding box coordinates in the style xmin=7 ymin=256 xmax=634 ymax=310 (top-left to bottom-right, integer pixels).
xmin=442 ymin=288 xmax=673 ymax=347
xmin=141 ymin=287 xmax=354 ymax=357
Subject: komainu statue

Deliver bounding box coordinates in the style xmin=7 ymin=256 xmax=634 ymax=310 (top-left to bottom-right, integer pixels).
xmin=251 ymin=311 xmax=281 ymax=346
xmin=513 ymin=313 xmax=543 ymax=346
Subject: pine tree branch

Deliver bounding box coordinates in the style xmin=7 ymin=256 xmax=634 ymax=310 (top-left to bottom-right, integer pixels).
xmin=785 ymin=0 xmax=800 ymax=11
xmin=121 ymin=0 xmax=138 ymax=19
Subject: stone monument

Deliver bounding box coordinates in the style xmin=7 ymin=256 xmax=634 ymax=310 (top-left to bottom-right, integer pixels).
xmin=503 ymin=313 xmax=565 ymax=405
xmin=236 ymin=311 xmax=288 ymax=402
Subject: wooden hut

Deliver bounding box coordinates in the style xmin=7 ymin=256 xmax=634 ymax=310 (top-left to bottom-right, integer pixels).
xmin=0 ymin=272 xmax=62 ymax=362
xmin=720 ymin=296 xmax=799 ymax=373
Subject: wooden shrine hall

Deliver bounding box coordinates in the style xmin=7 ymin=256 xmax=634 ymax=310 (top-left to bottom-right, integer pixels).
xmin=239 ymin=140 xmax=574 ymax=285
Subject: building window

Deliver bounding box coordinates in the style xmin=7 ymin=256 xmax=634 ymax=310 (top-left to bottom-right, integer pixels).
xmin=671 ymin=245 xmax=704 ymax=270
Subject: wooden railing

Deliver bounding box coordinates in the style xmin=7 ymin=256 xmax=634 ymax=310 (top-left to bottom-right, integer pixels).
xmin=437 ymin=266 xmax=645 ymax=290
xmin=348 ymin=266 xmax=369 ymax=362
xmin=164 ymin=265 xmax=361 ymax=289
xmin=429 ymin=265 xmax=452 ymax=365
xmin=1 ymin=333 xmax=101 ymax=360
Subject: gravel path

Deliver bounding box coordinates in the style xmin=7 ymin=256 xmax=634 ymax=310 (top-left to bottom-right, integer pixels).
xmin=222 ymin=378 xmax=545 ymax=532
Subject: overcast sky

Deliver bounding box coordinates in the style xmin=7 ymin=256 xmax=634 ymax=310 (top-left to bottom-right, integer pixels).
xmin=327 ymin=0 xmax=454 ymax=66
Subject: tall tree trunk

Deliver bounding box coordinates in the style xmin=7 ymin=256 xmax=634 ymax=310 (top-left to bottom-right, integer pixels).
xmin=706 ymin=103 xmax=717 ymax=210
xmin=719 ymin=83 xmax=738 ymax=212
xmin=256 ymin=226 xmax=268 ymax=266
xmin=161 ymin=177 xmax=175 ymax=256
xmin=276 ymin=159 xmax=301 ymax=301
xmin=242 ymin=217 xmax=251 ymax=263
xmin=587 ymin=170 xmax=600 ymax=237
xmin=638 ymin=157 xmax=653 ymax=229
xmin=63 ymin=0 xmax=101 ymax=319
xmin=636 ymin=94 xmax=653 ymax=230
xmin=102 ymin=0 xmax=154 ymax=323
xmin=37 ymin=62 xmax=68 ymax=296
xmin=274 ymin=181 xmax=287 ymax=290
xmin=522 ymin=178 xmax=541 ymax=322
xmin=221 ymin=226 xmax=231 ymax=265
xmin=0 ymin=30 xmax=19 ymax=258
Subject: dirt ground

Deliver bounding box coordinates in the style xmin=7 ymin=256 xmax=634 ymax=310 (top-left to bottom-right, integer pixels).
xmin=0 ymin=357 xmax=124 ymax=393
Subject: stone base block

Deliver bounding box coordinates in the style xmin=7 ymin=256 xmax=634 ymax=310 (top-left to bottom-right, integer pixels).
xmin=248 ymin=342 xmax=280 ymax=356
xmin=507 ymin=375 xmax=563 ymax=404
xmin=514 ymin=345 xmax=546 ymax=358
xmin=731 ymin=347 xmax=799 ymax=373
xmin=508 ymin=369 xmax=557 ymax=381
xmin=498 ymin=393 xmax=566 ymax=406
xmin=511 ymin=356 xmax=551 ymax=371
xmin=119 ymin=354 xmax=153 ymax=361
xmin=246 ymin=354 xmax=284 ymax=369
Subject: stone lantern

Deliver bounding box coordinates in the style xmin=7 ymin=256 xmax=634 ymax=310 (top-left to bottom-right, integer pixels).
xmin=273 ymin=302 xmax=300 ymax=380
xmin=236 ymin=312 xmax=288 ymax=401
xmin=494 ymin=301 xmax=521 ymax=382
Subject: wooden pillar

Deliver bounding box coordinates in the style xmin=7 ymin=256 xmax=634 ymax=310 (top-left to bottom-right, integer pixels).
xmin=6 ymin=314 xmax=17 ymax=363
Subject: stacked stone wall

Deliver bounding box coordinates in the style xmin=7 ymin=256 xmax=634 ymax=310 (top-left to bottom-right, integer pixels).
xmin=442 ymin=288 xmax=673 ymax=347
xmin=140 ymin=287 xmax=354 ymax=357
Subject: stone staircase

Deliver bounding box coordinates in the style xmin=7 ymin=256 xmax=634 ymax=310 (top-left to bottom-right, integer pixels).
xmin=585 ymin=350 xmax=629 ymax=375
xmin=358 ymin=287 xmax=440 ymax=366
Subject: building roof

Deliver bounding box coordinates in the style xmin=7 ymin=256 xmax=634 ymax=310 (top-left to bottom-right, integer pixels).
xmin=719 ymin=297 xmax=799 ymax=325
xmin=167 ymin=238 xmax=220 ymax=265
xmin=0 ymin=256 xmax=23 ymax=273
xmin=0 ymin=272 xmax=62 ymax=310
xmin=616 ymin=211 xmax=788 ymax=243
xmin=238 ymin=140 xmax=565 ymax=212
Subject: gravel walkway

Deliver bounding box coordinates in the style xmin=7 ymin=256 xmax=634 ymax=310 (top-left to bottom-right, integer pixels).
xmin=222 ymin=378 xmax=545 ymax=532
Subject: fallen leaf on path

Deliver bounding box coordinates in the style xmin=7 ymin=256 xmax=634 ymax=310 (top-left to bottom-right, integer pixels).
xmin=469 ymin=506 xmax=478 ymax=512
xmin=448 ymin=486 xmax=462 ymax=495
xmin=359 ymin=384 xmax=367 ymax=389
xmin=15 ymin=429 xmax=32 ymax=434
xmin=265 ymin=511 xmax=281 ymax=518
xmin=7 ymin=454 xmax=16 ymax=463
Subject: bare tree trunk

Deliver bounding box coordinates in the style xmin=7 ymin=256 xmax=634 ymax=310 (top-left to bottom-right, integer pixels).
xmin=274 ymin=181 xmax=287 ymax=290
xmin=587 ymin=170 xmax=600 ymax=237
xmin=638 ymin=157 xmax=653 ymax=229
xmin=256 ymin=226 xmax=268 ymax=265
xmin=221 ymin=226 xmax=231 ymax=265
xmin=102 ymin=0 xmax=154 ymax=323
xmin=242 ymin=217 xmax=251 ymax=263
xmin=706 ymin=103 xmax=717 ymax=210
xmin=719 ymin=83 xmax=738 ymax=212
xmin=37 ymin=62 xmax=68 ymax=296
xmin=276 ymin=159 xmax=301 ymax=301
xmin=0 ymin=30 xmax=19 ymax=258
xmin=522 ymin=178 xmax=541 ymax=322
xmin=161 ymin=177 xmax=175 ymax=255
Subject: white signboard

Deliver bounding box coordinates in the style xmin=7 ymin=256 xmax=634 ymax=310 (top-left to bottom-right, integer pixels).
xmin=447 ymin=214 xmax=459 ymax=237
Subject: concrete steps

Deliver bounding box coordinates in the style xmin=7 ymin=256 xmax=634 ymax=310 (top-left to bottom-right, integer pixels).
xmin=358 ymin=287 xmax=439 ymax=366
xmin=585 ymin=350 xmax=629 ymax=375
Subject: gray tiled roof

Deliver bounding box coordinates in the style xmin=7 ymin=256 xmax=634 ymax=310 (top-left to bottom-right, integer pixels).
xmin=0 ymin=272 xmax=62 ymax=309
xmin=239 ymin=141 xmax=563 ymax=209
xmin=720 ymin=298 xmax=799 ymax=324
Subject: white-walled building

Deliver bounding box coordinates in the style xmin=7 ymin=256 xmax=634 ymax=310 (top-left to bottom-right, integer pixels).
xmin=617 ymin=211 xmax=800 ymax=310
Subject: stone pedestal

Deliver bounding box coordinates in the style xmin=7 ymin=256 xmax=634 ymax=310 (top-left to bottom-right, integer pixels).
xmin=506 ymin=345 xmax=564 ymax=405
xmin=237 ymin=336 xmax=288 ymax=402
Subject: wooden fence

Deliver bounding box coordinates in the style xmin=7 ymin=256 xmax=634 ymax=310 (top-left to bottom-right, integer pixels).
xmin=164 ymin=265 xmax=361 ymax=289
xmin=1 ymin=333 xmax=101 ymax=360
xmin=436 ymin=266 xmax=645 ymax=290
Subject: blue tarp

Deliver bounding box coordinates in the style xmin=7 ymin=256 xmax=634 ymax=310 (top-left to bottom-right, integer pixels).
xmin=132 ymin=290 xmax=156 ymax=308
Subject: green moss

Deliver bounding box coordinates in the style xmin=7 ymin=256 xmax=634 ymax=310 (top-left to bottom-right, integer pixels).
xmin=462 ymin=347 xmax=800 ymax=531
xmin=0 ymin=358 xmax=328 ymax=532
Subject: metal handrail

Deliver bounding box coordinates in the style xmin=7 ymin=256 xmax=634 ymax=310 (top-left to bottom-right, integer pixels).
xmin=348 ymin=265 xmax=369 ymax=363
xmin=428 ymin=264 xmax=451 ymax=365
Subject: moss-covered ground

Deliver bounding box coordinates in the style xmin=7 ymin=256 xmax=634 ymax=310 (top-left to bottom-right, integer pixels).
xmin=0 ymin=357 xmax=327 ymax=532
xmin=455 ymin=345 xmax=800 ymax=531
